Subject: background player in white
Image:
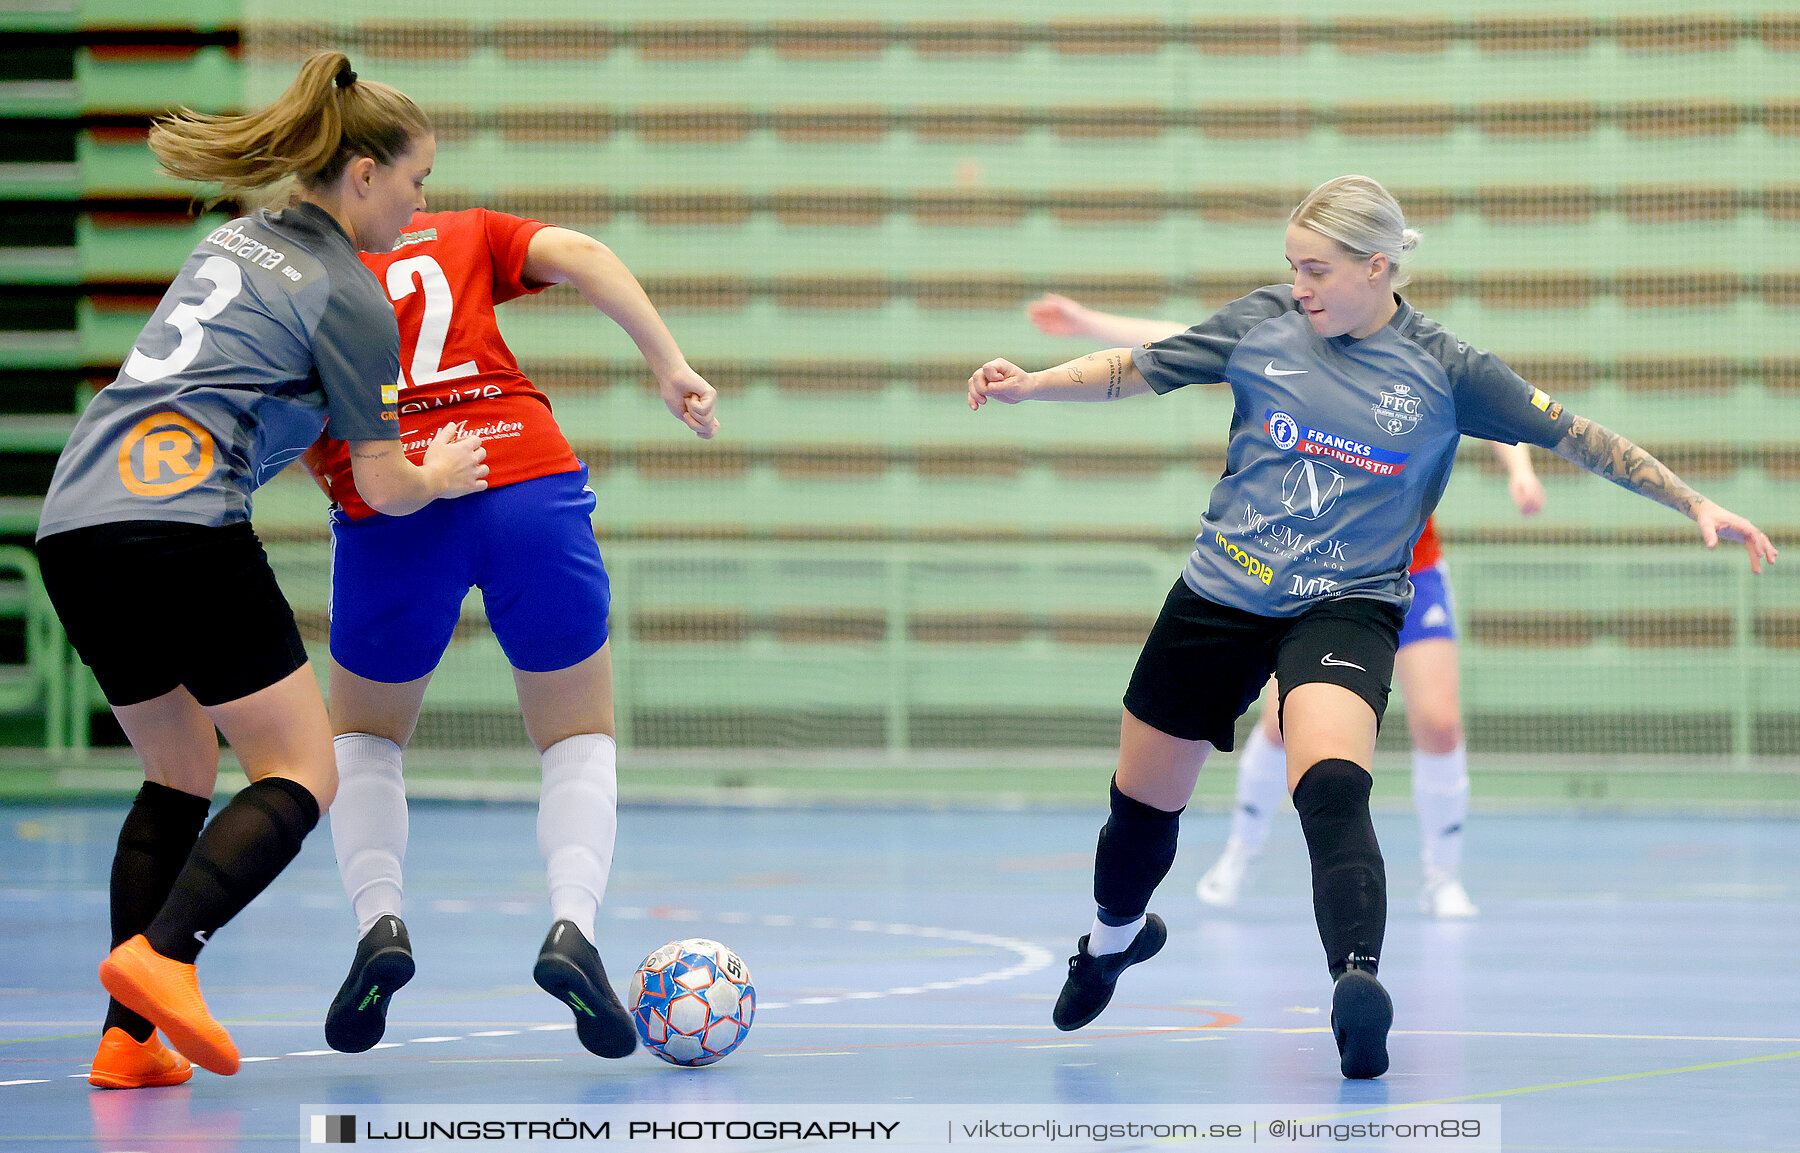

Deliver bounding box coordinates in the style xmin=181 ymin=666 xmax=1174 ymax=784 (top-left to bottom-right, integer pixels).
xmin=34 ymin=53 xmax=485 ymax=1087
xmin=307 ymin=207 xmax=717 ymax=1059
xmin=1026 ymin=292 xmax=1549 ymax=918
xmin=969 ymin=176 xmax=1775 ymax=1078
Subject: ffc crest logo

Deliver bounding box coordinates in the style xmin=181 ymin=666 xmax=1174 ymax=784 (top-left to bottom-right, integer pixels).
xmin=116 ymin=412 xmax=215 ymax=498
xmin=311 ymin=1114 xmax=356 ymax=1143
xmin=1372 ymin=383 xmax=1423 ymax=436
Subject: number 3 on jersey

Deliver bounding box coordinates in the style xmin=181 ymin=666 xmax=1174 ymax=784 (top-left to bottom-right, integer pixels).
xmin=124 ymin=256 xmax=242 ymax=384
xmin=386 ymin=255 xmax=477 ymax=389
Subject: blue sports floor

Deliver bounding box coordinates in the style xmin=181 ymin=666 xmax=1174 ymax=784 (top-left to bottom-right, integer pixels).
xmin=2 ymin=802 xmax=1796 ymax=1151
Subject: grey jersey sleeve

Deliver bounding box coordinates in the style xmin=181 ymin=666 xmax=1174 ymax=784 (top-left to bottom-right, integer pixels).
xmin=312 ymin=268 xmax=401 ymax=442
xmin=1130 ymin=285 xmax=1297 ymax=394
xmin=1415 ymin=327 xmax=1575 ymax=448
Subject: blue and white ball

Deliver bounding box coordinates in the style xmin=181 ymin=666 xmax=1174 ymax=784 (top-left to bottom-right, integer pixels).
xmin=629 ymin=938 xmax=755 ymax=1066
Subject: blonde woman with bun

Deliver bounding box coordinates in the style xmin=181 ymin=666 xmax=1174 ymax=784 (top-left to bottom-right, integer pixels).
xmin=970 ymin=175 xmax=1775 ymax=1079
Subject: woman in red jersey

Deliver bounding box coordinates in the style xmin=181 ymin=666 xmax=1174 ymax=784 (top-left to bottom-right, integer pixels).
xmin=308 ymin=208 xmax=717 ymax=1060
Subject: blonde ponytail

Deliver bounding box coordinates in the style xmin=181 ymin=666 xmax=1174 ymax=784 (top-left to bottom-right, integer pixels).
xmin=149 ymin=52 xmax=429 ymax=198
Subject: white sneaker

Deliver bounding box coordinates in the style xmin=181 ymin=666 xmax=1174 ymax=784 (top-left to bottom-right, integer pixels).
xmin=1196 ymin=839 xmax=1256 ymax=907
xmin=1420 ymin=868 xmax=1479 ymax=918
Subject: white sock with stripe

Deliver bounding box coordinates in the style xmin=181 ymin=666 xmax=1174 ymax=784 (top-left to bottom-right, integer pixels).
xmin=538 ymin=733 xmax=619 ymax=946
xmin=329 ymin=733 xmax=408 ymax=938
xmin=1412 ymin=744 xmax=1470 ymax=875
xmin=1227 ymin=725 xmax=1288 ymax=854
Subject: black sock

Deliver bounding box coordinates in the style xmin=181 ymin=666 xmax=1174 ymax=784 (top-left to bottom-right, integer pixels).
xmin=104 ymin=782 xmax=212 ymax=1042
xmin=1092 ymin=778 xmax=1182 ymax=921
xmin=1293 ymin=758 xmax=1386 ymax=979
xmin=144 ymin=777 xmax=321 ymax=965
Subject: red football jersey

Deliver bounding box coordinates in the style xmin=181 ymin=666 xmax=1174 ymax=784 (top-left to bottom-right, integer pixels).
xmin=1409 ymin=515 xmax=1442 ymax=573
xmin=315 ymin=208 xmax=580 ymax=519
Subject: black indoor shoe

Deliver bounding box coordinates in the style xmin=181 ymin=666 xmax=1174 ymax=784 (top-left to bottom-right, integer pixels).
xmin=325 ymin=915 xmax=415 ymax=1053
xmin=1331 ymin=964 xmax=1393 ymax=1079
xmin=1051 ymin=913 xmax=1167 ymax=1032
xmin=532 ymin=921 xmax=637 ymax=1058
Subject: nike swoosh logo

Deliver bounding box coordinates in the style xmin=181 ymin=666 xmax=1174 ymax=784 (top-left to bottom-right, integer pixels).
xmin=1320 ymin=653 xmax=1366 ymax=671
xmin=1265 ymin=361 xmax=1308 ymax=377
xmin=193 ymin=929 xmax=210 ymax=944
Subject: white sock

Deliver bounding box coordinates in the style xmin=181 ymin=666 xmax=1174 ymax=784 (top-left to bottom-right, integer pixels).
xmin=1087 ymin=913 xmax=1146 ymax=956
xmin=1413 ymin=744 xmax=1470 ymax=875
xmin=538 ymin=733 xmax=618 ymax=946
xmin=330 ymin=733 xmax=408 ymax=938
xmin=1227 ymin=726 xmax=1288 ymax=854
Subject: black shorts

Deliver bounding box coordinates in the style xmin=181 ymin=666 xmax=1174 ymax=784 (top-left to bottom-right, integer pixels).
xmin=1122 ymin=576 xmax=1405 ymax=750
xmin=37 ymin=520 xmax=309 ymax=708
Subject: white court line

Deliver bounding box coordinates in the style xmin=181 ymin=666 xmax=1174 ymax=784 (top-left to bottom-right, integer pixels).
xmin=1 ymin=906 xmax=1052 ymax=1086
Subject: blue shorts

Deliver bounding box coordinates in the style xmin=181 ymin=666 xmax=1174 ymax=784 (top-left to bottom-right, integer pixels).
xmin=1396 ymin=560 xmax=1457 ymax=649
xmin=330 ymin=467 xmax=610 ymax=683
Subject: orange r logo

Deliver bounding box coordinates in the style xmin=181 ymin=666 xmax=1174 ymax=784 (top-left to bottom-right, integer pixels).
xmin=117 ymin=412 xmax=216 ymax=497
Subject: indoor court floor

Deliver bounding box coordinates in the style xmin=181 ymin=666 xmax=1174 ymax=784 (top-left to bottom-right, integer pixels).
xmin=1 ymin=801 xmax=1795 ymax=1151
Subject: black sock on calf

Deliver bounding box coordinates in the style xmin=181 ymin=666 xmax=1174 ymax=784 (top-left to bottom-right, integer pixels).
xmin=1092 ymin=777 xmax=1182 ymax=922
xmin=144 ymin=777 xmax=321 ymax=965
xmin=104 ymin=782 xmax=211 ymax=1041
xmin=1293 ymin=758 xmax=1386 ymax=979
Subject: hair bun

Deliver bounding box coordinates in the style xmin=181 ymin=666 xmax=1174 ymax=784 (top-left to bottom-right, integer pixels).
xmin=334 ymin=63 xmax=357 ymax=88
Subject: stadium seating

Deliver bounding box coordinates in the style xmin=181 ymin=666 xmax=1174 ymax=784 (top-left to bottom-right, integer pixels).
xmin=5 ymin=4 xmax=1796 ymax=756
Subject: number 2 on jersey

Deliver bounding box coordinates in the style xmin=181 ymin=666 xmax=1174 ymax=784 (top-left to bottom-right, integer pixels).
xmin=386 ymin=256 xmax=477 ymax=388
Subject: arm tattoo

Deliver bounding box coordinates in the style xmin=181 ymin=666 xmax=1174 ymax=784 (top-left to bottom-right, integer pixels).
xmin=1105 ymin=353 xmax=1124 ymax=399
xmin=1555 ymin=416 xmax=1701 ymax=516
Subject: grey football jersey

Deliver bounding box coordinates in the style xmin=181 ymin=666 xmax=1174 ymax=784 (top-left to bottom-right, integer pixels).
xmin=1133 ymin=286 xmax=1573 ymax=617
xmin=38 ymin=202 xmax=399 ymax=538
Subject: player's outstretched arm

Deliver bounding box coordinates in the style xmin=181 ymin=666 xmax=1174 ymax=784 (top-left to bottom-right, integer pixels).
xmin=1490 ymin=440 xmax=1545 ymax=516
xmin=967 ymin=348 xmax=1150 ymax=409
xmin=523 ymin=226 xmax=719 ymax=439
xmin=349 ymin=424 xmax=488 ymax=517
xmin=1027 ymin=293 xmax=1187 ymax=346
xmin=1552 ymin=415 xmax=1778 ymax=572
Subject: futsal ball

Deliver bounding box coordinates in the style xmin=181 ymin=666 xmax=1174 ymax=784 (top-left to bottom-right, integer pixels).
xmin=629 ymin=938 xmax=756 ymax=1066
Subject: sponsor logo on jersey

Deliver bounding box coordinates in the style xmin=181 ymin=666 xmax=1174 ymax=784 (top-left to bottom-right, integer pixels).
xmin=1529 ymin=387 xmax=1551 ymax=410
xmin=1372 ymin=382 xmax=1424 ymax=436
xmin=399 ymin=382 xmax=505 ymax=415
xmin=1264 ymin=410 xmax=1409 ymax=476
xmin=1236 ymin=503 xmax=1351 ymax=565
xmin=392 ymin=227 xmax=439 ymax=250
xmin=1213 ymin=532 xmax=1275 ymax=586
xmin=204 ymin=223 xmax=286 ymax=271
xmin=115 ymin=411 xmax=216 ymax=497
xmin=1280 ymin=459 xmax=1345 ymax=520
xmin=1267 ymin=410 xmax=1300 ymax=450
xmin=1291 ymin=576 xmax=1342 ymax=597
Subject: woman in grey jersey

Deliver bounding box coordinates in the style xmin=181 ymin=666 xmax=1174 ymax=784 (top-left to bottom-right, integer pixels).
xmin=34 ymin=52 xmax=486 ymax=1087
xmin=968 ymin=175 xmax=1776 ymax=1079
xmin=1027 ymin=291 xmax=1549 ymax=920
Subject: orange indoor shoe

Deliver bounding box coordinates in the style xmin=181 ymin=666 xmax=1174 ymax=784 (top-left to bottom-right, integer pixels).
xmin=98 ymin=936 xmax=240 ymax=1076
xmin=87 ymin=1027 xmax=194 ymax=1089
